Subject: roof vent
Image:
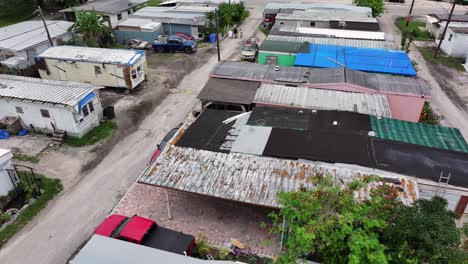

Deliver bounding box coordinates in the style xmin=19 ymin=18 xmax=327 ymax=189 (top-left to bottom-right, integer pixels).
xmin=311 ymin=109 xmax=317 ymax=113
xmin=274 ymin=66 xmax=280 ymax=71
xmin=298 ymin=110 xmax=304 ymax=115
xmin=368 ymin=131 xmax=376 ymax=137
xmin=332 ymin=121 xmax=338 ymax=126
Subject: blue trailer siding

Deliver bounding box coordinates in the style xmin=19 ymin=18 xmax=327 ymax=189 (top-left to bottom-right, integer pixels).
xmin=114 ymin=30 xmax=162 ymax=43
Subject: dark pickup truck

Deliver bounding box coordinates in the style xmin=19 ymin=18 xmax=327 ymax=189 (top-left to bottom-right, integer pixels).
xmin=152 ymin=35 xmax=197 ymax=53
xmin=94 ymin=214 xmax=195 ymax=255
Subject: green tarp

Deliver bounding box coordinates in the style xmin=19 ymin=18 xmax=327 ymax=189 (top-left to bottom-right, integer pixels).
xmin=371 ymin=116 xmax=468 ymax=153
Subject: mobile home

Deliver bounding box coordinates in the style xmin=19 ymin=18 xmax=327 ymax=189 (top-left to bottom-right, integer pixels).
xmin=38 ymin=46 xmax=147 ymax=90
xmin=0 ymin=74 xmax=103 ymax=137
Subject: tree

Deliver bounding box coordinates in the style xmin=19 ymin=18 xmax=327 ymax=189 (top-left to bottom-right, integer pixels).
xmin=203 ymin=2 xmax=249 ymax=34
xmin=266 ymin=175 xmax=400 ymax=264
xmin=382 ymin=196 xmax=467 ymax=263
xmin=70 ymin=9 xmax=107 ymax=47
xmin=353 ymin=0 xmax=385 ymax=17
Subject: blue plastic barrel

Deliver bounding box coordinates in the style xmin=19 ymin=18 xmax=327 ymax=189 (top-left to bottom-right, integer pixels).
xmin=209 ymin=33 xmax=216 ymax=44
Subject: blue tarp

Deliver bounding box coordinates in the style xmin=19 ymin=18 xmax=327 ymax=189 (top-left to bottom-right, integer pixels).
xmin=294 ymin=44 xmax=417 ymax=76
xmin=78 ymin=91 xmax=95 ymax=112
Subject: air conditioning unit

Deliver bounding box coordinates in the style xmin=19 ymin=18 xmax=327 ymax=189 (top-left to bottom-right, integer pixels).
xmin=339 ymin=21 xmax=346 ymax=28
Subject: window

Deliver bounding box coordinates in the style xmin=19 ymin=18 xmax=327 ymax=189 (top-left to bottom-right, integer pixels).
xmin=448 ymin=34 xmax=453 ymax=41
xmin=127 ymin=10 xmax=132 ymax=15
xmin=266 ymin=56 xmax=278 ymax=65
xmin=40 ymin=109 xmax=50 ymax=118
xmin=279 ymin=22 xmax=284 ymax=25
xmin=95 ymin=66 xmax=102 ymax=74
xmin=137 ymin=66 xmax=141 ymax=72
xmin=117 ymin=13 xmax=122 ymax=20
xmin=16 ymin=106 xmax=23 ymax=114
xmin=131 ymin=69 xmax=138 ymax=79
xmin=88 ymin=102 xmax=95 ymax=113
xmin=339 ymin=21 xmax=346 ymax=28
xmin=310 ymin=22 xmax=315 ymax=27
xmin=82 ymin=105 xmax=89 ymax=117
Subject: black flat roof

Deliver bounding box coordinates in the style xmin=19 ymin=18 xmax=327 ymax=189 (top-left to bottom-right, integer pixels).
xmin=197 ymin=78 xmax=260 ymax=105
xmin=142 ymin=227 xmax=194 ymax=255
xmin=176 ymin=109 xmax=237 ymax=152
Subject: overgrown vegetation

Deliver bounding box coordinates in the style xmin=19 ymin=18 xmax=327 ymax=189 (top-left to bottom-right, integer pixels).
xmin=419 ymin=101 xmax=441 ymax=125
xmin=147 ymin=0 xmax=162 ymax=6
xmin=259 ymin=26 xmax=270 ymax=36
xmin=203 ymin=3 xmax=249 ymax=35
xmin=418 ymin=47 xmax=466 ymax=71
xmin=265 ymin=175 xmax=467 ymax=263
xmin=0 ymin=176 xmax=63 ymax=248
xmin=353 ymin=0 xmax=384 ymax=17
xmin=65 ymin=121 xmax=117 ymax=147
xmin=0 ymin=0 xmax=36 ymax=27
xmin=70 ymin=10 xmax=108 ymax=47
xmin=396 ymin=18 xmax=433 ymax=40
xmin=12 ymin=154 xmax=40 ymax=164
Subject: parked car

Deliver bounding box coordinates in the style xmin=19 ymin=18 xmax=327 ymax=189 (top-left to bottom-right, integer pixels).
xmin=94 ymin=214 xmax=195 ymax=255
xmin=175 ymin=32 xmax=195 ymax=41
xmin=126 ymin=39 xmax=149 ymax=49
xmin=152 ymin=35 xmax=197 ymax=53
xmin=150 ymin=128 xmax=179 ymax=163
xmin=241 ymin=39 xmax=258 ymax=62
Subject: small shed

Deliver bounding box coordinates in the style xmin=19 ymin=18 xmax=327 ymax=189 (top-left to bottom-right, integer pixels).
xmin=0 ymin=149 xmax=14 ymax=196
xmin=439 ymin=27 xmax=468 ymax=58
xmin=115 ymin=18 xmax=162 ymax=43
xmin=0 ymin=74 xmax=103 ymax=137
xmin=38 ymin=46 xmax=147 ymax=90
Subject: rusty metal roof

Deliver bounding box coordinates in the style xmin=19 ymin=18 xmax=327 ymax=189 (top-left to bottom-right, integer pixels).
xmin=139 ymin=141 xmax=419 ymax=208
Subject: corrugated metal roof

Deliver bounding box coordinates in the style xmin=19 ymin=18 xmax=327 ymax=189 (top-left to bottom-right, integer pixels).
xmin=267 ymin=35 xmax=397 ymax=50
xmin=371 ymin=116 xmax=468 ymax=153
xmin=271 ymin=26 xmax=386 ymax=40
xmin=71 ymin=235 xmax=237 ymax=264
xmin=0 ymin=21 xmax=73 ymax=52
xmin=131 ymin=11 xmax=207 ymax=25
xmin=259 ymin=40 xmax=310 ymax=53
xmin=264 ymin=3 xmax=372 ymax=15
xmin=276 ymin=10 xmax=376 ymax=23
xmin=61 ymin=0 xmax=148 ymax=15
xmin=0 ymin=74 xmax=98 ymax=107
xmin=139 ymin=143 xmax=419 ymax=208
xmin=254 ymin=84 xmax=392 ymax=117
xmin=211 ymin=61 xmax=431 ymax=97
xmin=39 ymin=46 xmax=145 ymax=65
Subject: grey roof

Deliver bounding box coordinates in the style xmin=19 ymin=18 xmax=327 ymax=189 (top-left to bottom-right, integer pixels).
xmin=139 ymin=142 xmax=420 ymax=207
xmin=71 ymin=235 xmax=236 ymax=264
xmin=211 ymin=61 xmax=431 ymax=97
xmin=61 ymin=0 xmax=148 ymax=15
xmin=259 ymin=40 xmax=310 ymax=53
xmin=264 ymin=3 xmax=372 ymax=15
xmin=131 ymin=10 xmax=207 ymax=25
xmin=276 ymin=10 xmax=377 ymax=23
xmin=0 ymin=21 xmax=73 ymax=52
xmin=253 ymin=84 xmax=392 ymax=117
xmin=266 ymin=35 xmax=397 ymax=50
xmin=230 ymin=125 xmax=272 ymax=155
xmin=0 ymin=74 xmax=98 ymax=107
xmin=39 ymin=46 xmax=145 ymax=65
xmin=197 ymin=78 xmax=260 ymax=104
xmin=428 ymin=14 xmax=468 ymax=23
xmin=270 ymin=25 xmax=387 ymax=40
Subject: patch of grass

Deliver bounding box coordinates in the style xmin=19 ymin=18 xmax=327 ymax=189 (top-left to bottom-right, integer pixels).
xmin=0 ymin=176 xmax=63 ymax=248
xmin=395 ymin=18 xmax=433 ymax=40
xmin=65 ymin=121 xmax=117 ymax=147
xmin=259 ymin=26 xmax=269 ymax=36
xmin=0 ymin=0 xmax=36 ymax=27
xmin=418 ymin=47 xmax=465 ymax=72
xmin=147 ymin=0 xmax=161 ymax=6
xmin=419 ymin=102 xmax=441 ymax=125
xmin=12 ymin=154 xmax=40 ymax=164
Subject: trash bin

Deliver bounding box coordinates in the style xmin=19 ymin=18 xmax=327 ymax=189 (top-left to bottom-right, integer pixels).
xmin=209 ymin=33 xmax=216 ymax=44
xmin=103 ymin=106 xmax=115 ymax=120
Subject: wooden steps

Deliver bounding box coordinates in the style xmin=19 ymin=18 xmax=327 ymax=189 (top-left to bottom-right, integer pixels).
xmin=51 ymin=129 xmax=66 ymax=147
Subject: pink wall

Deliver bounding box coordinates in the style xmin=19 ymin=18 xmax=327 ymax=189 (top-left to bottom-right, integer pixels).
xmin=386 ymin=94 xmax=426 ymax=122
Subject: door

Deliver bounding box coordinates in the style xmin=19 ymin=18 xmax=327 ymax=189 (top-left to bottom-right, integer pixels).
xmin=455 ymin=195 xmax=468 ymax=217
xmin=57 ymin=62 xmax=67 ymax=81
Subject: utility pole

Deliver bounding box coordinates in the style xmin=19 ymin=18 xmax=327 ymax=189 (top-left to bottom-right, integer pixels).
xmin=37 ymin=6 xmax=54 ymax=47
xmin=215 ymin=8 xmax=221 ymax=62
xmin=406 ymin=0 xmax=416 ymax=26
xmin=435 ymin=1 xmax=457 ymax=58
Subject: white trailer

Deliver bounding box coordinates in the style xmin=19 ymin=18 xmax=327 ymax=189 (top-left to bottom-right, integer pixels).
xmin=0 ymin=74 xmax=103 ymax=137
xmin=37 ymin=46 xmax=147 ymax=90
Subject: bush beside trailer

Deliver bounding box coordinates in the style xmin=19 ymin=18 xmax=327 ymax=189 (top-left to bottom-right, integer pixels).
xmin=37 ymin=46 xmax=148 ymax=90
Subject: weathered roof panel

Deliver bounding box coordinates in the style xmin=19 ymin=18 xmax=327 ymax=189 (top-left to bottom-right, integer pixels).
xmin=267 ymin=35 xmax=396 ymax=50
xmin=276 ymin=10 xmax=377 ymax=23
xmin=61 ymin=0 xmax=148 ymax=15
xmin=230 ymin=125 xmax=272 ymax=155
xmin=0 ymin=20 xmax=73 ymax=52
xmin=259 ymin=40 xmax=310 ymax=53
xmin=254 ymin=84 xmax=392 ymax=117
xmin=264 ymin=3 xmax=372 ymax=15
xmin=0 ymin=74 xmax=98 ymax=107
xmin=39 ymin=46 xmax=145 ymax=65
xmin=197 ymin=78 xmax=260 ymax=104
xmin=270 ymin=26 xmax=386 ymax=40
